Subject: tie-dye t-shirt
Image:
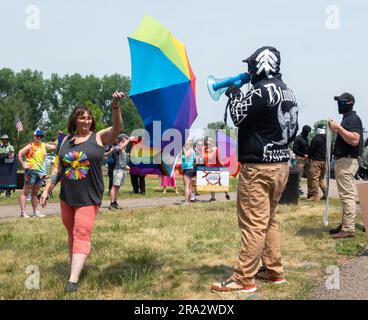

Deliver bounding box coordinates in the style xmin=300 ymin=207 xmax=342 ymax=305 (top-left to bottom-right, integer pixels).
xmin=26 ymin=142 xmax=47 ymax=174
xmin=59 ymin=132 xmax=104 ymax=206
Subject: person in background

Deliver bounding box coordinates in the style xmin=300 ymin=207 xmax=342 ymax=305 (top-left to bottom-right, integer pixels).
xmin=0 ymin=134 xmax=15 ymax=197
xmin=329 ymin=92 xmax=363 ymax=239
xmin=109 ymin=134 xmax=130 ymax=210
xmin=203 ymin=137 xmax=230 ymax=201
xmin=293 ymin=125 xmax=312 ymax=197
xmin=357 ymin=138 xmax=368 ymax=180
xmin=18 ymin=129 xmax=57 ymax=218
xmin=104 ymin=142 xmax=116 ymax=195
xmin=129 ymin=136 xmax=146 ymax=195
xmin=40 ymin=91 xmax=125 ymax=293
xmin=191 ymin=138 xmax=204 ymax=202
xmin=181 ymin=139 xmax=196 ymax=205
xmin=0 ymin=134 xmax=15 ymax=160
xmin=308 ymin=124 xmax=327 ymax=201
xmin=211 ymin=46 xmax=298 ymax=294
xmin=161 ymin=173 xmax=178 ymax=194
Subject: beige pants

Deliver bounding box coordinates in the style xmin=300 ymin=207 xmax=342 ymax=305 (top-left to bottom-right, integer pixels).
xmin=334 ymin=158 xmax=359 ymax=232
xmin=309 ymin=160 xmax=326 ymax=196
xmin=232 ymin=162 xmax=289 ymax=285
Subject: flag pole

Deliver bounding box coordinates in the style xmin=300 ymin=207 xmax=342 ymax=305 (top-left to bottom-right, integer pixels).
xmin=17 ymin=130 xmax=20 ymax=152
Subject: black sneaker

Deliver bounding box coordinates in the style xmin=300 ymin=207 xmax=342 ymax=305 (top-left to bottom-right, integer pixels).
xmin=114 ymin=202 xmax=122 ymax=210
xmin=65 ymin=281 xmax=78 ymax=293
xmin=209 ymin=198 xmax=216 ymax=202
xmin=225 ymin=194 xmax=231 ymax=200
xmin=329 ymin=224 xmax=342 ymax=234
xmin=108 ymin=203 xmax=116 ymax=211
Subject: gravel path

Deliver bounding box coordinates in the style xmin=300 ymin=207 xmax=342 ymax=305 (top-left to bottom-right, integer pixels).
xmin=309 ymin=251 xmax=368 ymax=300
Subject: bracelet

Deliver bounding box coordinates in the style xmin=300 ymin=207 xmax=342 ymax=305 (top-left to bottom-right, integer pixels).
xmin=112 ymin=106 xmax=120 ymax=110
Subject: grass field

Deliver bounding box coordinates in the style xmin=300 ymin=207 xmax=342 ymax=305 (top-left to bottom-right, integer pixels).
xmin=0 ymin=197 xmax=367 ymax=300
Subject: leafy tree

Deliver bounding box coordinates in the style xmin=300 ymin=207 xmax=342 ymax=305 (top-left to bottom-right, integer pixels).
xmin=0 ymin=96 xmax=33 ymax=150
xmin=203 ymin=121 xmax=237 ymax=141
xmin=0 ymin=68 xmax=15 ymax=98
xmin=0 ymin=68 xmax=144 ymax=146
xmin=84 ymin=100 xmax=105 ymax=132
xmin=13 ymin=69 xmax=47 ymax=131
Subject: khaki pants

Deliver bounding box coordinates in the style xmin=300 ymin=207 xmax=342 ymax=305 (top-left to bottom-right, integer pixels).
xmin=232 ymin=162 xmax=289 ymax=285
xmin=334 ymin=158 xmax=359 ymax=232
xmin=309 ymin=160 xmax=326 ymax=197
xmin=296 ymin=157 xmax=312 ymax=196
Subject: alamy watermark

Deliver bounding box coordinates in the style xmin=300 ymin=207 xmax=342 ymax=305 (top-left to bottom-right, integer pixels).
xmin=325 ymin=5 xmax=340 ymax=30
xmin=25 ymin=5 xmax=40 ymax=30
xmin=25 ymin=265 xmax=40 ymax=290
xmin=128 ymin=124 xmax=239 ymax=167
xmin=325 ymin=265 xmax=340 ymax=290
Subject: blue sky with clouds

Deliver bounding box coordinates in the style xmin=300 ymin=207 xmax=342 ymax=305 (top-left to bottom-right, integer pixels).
xmin=1 ymin=0 xmax=367 ymax=134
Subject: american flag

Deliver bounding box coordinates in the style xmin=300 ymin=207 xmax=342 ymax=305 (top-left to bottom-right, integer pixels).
xmin=15 ymin=117 xmax=23 ymax=132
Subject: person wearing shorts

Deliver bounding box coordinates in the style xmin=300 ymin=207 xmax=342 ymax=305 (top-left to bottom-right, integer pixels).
xmin=18 ymin=129 xmax=56 ymax=218
xmin=182 ymin=140 xmax=196 ymax=205
xmin=109 ymin=134 xmax=130 ymax=210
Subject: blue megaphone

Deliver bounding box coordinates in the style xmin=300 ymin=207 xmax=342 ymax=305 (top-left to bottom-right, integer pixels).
xmin=207 ymin=72 xmax=250 ymax=101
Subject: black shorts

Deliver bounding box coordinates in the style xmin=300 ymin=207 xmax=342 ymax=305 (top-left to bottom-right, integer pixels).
xmin=183 ymin=169 xmax=196 ymax=178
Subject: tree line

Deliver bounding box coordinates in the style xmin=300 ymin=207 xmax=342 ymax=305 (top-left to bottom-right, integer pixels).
xmin=0 ymin=68 xmax=143 ymax=149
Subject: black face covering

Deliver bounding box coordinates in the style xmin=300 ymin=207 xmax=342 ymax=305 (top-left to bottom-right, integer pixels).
xmin=338 ymin=101 xmax=353 ymax=114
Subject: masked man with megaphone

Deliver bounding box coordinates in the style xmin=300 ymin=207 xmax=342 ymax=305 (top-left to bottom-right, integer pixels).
xmin=211 ymin=46 xmax=299 ymax=294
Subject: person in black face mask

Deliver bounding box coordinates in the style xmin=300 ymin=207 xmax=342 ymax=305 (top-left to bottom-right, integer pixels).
xmin=329 ymin=92 xmax=363 ymax=239
xmin=211 ymin=46 xmax=298 ymax=294
xmin=292 ymin=125 xmax=312 ymax=197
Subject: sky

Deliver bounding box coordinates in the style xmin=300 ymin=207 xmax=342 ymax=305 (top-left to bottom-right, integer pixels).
xmin=1 ymin=0 xmax=367 ymax=135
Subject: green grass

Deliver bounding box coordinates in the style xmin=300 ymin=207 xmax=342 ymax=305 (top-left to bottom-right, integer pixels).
xmin=0 ymin=197 xmax=367 ymax=300
xmin=0 ymin=174 xmax=239 ymax=205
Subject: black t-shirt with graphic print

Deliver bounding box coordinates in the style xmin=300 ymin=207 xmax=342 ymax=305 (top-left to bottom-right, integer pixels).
xmin=59 ymin=132 xmax=105 ymax=206
xmin=333 ymin=111 xmax=363 ymax=158
xmin=227 ymin=75 xmax=299 ymax=164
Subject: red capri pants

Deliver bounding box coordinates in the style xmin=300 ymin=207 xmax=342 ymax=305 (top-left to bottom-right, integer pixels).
xmin=60 ymin=200 xmax=99 ymax=255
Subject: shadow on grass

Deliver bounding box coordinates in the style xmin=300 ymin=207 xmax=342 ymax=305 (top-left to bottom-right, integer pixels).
xmin=48 ymin=261 xmax=100 ymax=282
xmin=95 ymin=248 xmax=163 ymax=292
xmin=182 ymin=264 xmax=233 ymax=280
xmin=296 ymin=226 xmax=328 ymax=237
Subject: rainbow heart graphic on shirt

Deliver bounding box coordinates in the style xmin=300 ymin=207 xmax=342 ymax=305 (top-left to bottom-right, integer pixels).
xmin=62 ymin=151 xmax=90 ymax=180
